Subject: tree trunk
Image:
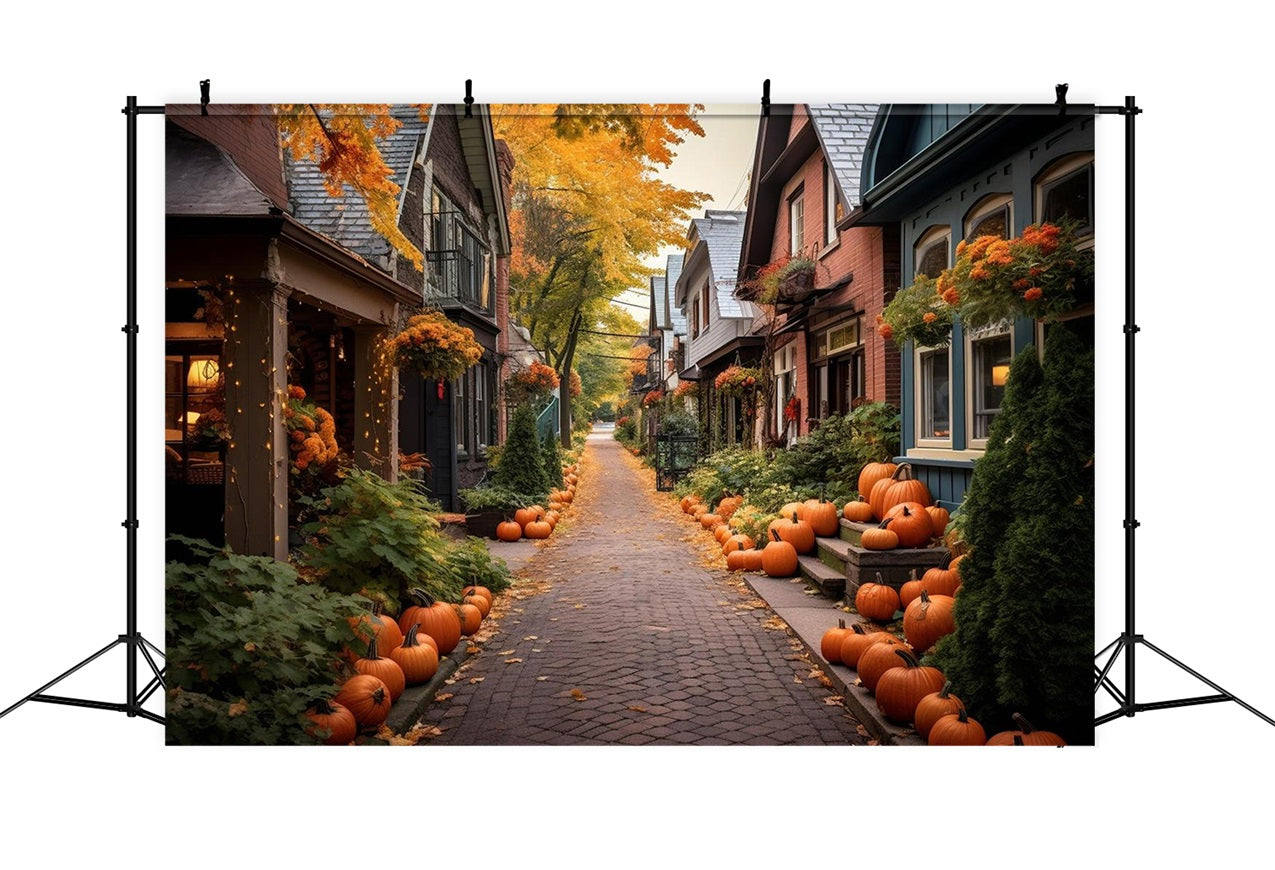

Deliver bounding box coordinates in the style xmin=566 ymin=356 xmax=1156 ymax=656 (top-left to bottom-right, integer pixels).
xmin=557 ymin=310 xmax=583 ymax=447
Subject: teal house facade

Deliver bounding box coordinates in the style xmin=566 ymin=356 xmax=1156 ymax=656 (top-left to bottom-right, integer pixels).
xmin=845 ymin=105 xmax=1095 ymax=510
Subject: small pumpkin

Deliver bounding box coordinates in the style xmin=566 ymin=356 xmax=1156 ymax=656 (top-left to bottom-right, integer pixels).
xmin=348 ymin=610 xmax=404 ymax=660
xmin=860 ymin=519 xmax=899 ymax=551
xmin=700 ymin=512 xmax=723 ymax=530
xmin=740 ymin=546 xmax=765 ymax=572
xmin=855 ymin=575 xmax=901 ymax=623
xmin=354 ymin=637 xmax=406 ymax=701
xmin=842 ymin=499 xmax=874 ymax=523
xmin=496 ymin=519 xmax=522 ymax=542
xmin=775 ymin=517 xmax=817 ymax=555
xmin=856 ymin=635 xmax=913 ymax=694
xmin=716 ymin=495 xmax=743 ymax=521
xmin=838 ymin=624 xmax=898 ymax=670
xmin=778 ymin=501 xmax=806 ymax=521
xmin=398 ymin=588 xmax=462 ymax=654
xmin=723 ymin=533 xmax=755 ymax=555
xmin=875 ymin=648 xmax=946 ymax=723
xmin=920 ymin=557 xmax=962 ymax=598
xmin=462 ymin=585 xmax=493 ymax=606
xmin=986 ymin=713 xmax=1068 ymax=746
xmin=857 ymin=460 xmax=898 ymax=512
xmin=928 ymin=705 xmax=987 ymax=746
xmin=524 ymin=519 xmax=553 ymax=539
xmin=455 ymin=603 xmax=483 ymax=636
xmin=305 ymin=699 xmax=357 ymax=746
xmin=899 ymin=569 xmax=925 ymax=610
xmin=544 ymin=510 xmax=561 ymax=527
xmin=883 ymin=501 xmax=935 ymax=548
xmin=805 ymin=499 xmax=840 ymax=537
xmin=680 ymin=495 xmax=698 ymax=513
xmin=725 ymin=549 xmax=751 ymax=571
xmin=389 ymin=623 xmax=440 ymax=685
xmin=913 ymin=680 xmax=963 ymax=741
xmin=761 ymin=530 xmax=799 ymax=577
xmin=462 ymin=592 xmax=491 ymax=618
xmin=691 ymin=505 xmax=709 ymax=520
xmin=925 ymin=505 xmax=950 ymax=537
xmin=513 ymin=506 xmax=541 ymax=528
xmin=334 ymin=674 xmax=392 ymax=731
xmin=903 ymin=590 xmax=956 ymax=654
xmin=715 ymin=524 xmax=733 ymax=545
xmin=820 ymin=619 xmax=854 ymax=665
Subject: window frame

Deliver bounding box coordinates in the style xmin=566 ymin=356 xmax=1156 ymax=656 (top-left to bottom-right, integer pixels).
xmin=1035 ymin=152 xmax=1095 ymax=234
xmin=964 ymin=323 xmax=1014 ymax=449
xmin=824 ymin=162 xmax=839 ymax=247
xmin=788 ymin=185 xmax=805 ymax=257
xmin=914 ymin=343 xmax=953 ymax=448
xmin=913 ymin=225 xmax=951 ymax=280
xmin=964 ymin=193 xmax=1013 ymax=243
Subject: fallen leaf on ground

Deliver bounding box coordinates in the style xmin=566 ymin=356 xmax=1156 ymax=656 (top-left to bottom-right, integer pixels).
xmin=523 ymin=636 xmax=538 ymax=641
xmin=793 ymin=675 xmax=804 ymax=684
xmin=574 ymin=604 xmax=587 ymax=609
xmin=469 ymin=676 xmax=485 ymax=684
xmin=628 ymin=705 xmax=647 ymax=713
xmin=466 ymin=645 xmax=480 ymax=654
xmin=824 ymin=695 xmax=845 ymax=706
xmin=867 ymin=739 xmax=880 ymax=746
xmin=505 ymin=658 xmax=523 ymax=664
xmin=536 ymin=676 xmax=548 ymax=682
xmin=497 ymin=649 xmax=517 ymax=656
xmin=855 ymin=724 xmax=871 ymax=738
xmin=532 ymin=648 xmax=542 ymax=653
xmin=434 ymin=692 xmax=454 ymax=702
xmin=762 ymin=616 xmax=790 ymax=631
xmin=569 ymin=688 xmax=587 ymax=701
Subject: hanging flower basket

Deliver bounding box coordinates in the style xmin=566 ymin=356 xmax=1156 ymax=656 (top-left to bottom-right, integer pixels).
xmin=775 ymin=257 xmax=817 ymax=301
xmin=879 ymin=276 xmax=956 ymax=348
xmin=714 ymin=365 xmax=762 ymax=397
xmin=673 ymin=381 xmax=697 ymax=399
xmin=507 ymin=361 xmax=560 ymax=405
xmin=387 ymin=310 xmax=484 ymax=381
xmin=284 ymin=385 xmax=340 ymax=476
xmin=642 ymin=389 xmax=665 ymax=408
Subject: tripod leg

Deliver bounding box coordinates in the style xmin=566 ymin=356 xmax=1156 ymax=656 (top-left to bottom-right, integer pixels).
xmin=138 ymin=642 xmax=166 ymax=690
xmin=140 ymin=636 xmax=165 ymax=660
xmin=1139 ymin=639 xmax=1275 ymax=728
xmin=1094 ymin=638 xmax=1125 ymax=696
xmin=0 ymin=639 xmax=124 ymax=719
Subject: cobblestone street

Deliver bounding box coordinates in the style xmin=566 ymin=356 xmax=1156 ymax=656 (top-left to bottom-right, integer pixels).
xmin=416 ymin=430 xmax=866 ymax=745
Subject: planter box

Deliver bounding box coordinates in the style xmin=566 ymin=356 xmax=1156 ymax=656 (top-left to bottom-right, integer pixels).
xmin=464 ymin=510 xmax=506 ymax=540
xmin=815 ymin=536 xmax=949 ymax=600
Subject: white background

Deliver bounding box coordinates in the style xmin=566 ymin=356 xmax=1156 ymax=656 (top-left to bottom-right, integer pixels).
xmin=0 ymin=2 xmax=1269 ymax=865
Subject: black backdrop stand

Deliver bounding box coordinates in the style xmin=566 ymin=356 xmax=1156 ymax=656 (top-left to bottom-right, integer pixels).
xmin=1094 ymin=96 xmax=1273 ymax=730
xmin=2 ymin=90 xmax=1271 ymax=734
xmin=0 ymin=96 xmax=166 ymax=726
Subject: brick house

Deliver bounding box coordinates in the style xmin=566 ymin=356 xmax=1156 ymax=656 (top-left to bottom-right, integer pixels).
xmin=286 ymin=104 xmax=513 ymax=512
xmin=845 ymin=104 xmax=1095 ymax=509
xmin=737 ymin=104 xmax=900 ymax=447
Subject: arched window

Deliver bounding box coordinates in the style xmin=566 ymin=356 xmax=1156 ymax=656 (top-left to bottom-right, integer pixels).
xmin=913 ymin=225 xmax=950 ymax=279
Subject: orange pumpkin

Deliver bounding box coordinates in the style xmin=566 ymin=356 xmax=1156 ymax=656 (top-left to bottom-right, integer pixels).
xmin=899 ymin=569 xmax=925 ymax=610
xmin=986 ymin=713 xmax=1068 ymax=746
xmin=389 ymin=623 xmax=440 ymax=685
xmin=775 ymin=517 xmax=817 ymax=555
xmin=920 ymin=559 xmax=962 ymax=598
xmin=820 ymin=619 xmax=855 ymax=664
xmin=398 ymin=588 xmax=462 ymax=654
xmin=725 ymin=549 xmax=751 ymax=571
xmin=496 ymin=520 xmax=522 ymax=542
xmin=700 ymin=513 xmax=723 ymax=530
xmin=334 ymin=674 xmax=392 ymax=731
xmin=856 ymin=636 xmax=913 ymax=694
xmin=462 ymin=585 xmax=493 ymax=605
xmin=305 ymin=699 xmax=358 ymax=745
xmin=778 ymin=501 xmax=806 ymax=521
xmin=348 ymin=611 xmax=404 ymax=660
xmin=740 ymin=547 xmax=765 ymax=572
xmin=883 ymin=501 xmax=934 ymax=548
xmin=874 ymin=648 xmax=946 ymax=724
xmin=843 ymin=499 xmax=874 ymax=523
xmin=925 ymin=505 xmax=950 ymax=537
xmin=513 ymin=506 xmax=541 ymax=528
xmin=723 ymin=533 xmax=755 ymax=555
xmin=455 ymin=603 xmax=483 ymax=636
xmin=914 ymin=680 xmax=964 ymax=741
xmin=524 ymin=519 xmax=552 ymax=539
xmin=857 ymin=461 xmax=898 ymax=511
xmin=680 ymin=495 xmax=698 ymax=513
xmin=354 ymin=637 xmax=406 ymax=701
xmin=805 ymin=500 xmax=840 ymax=537
xmin=929 ymin=706 xmax=987 ymax=746
xmin=872 ymin=463 xmax=933 ymax=519
xmin=903 ymin=590 xmax=956 ymax=654
xmin=855 ymin=576 xmax=901 ymax=622
xmin=761 ymin=531 xmax=799 ymax=577
xmin=860 ymin=519 xmax=899 ymax=551
xmin=838 ymin=624 xmax=898 ymax=670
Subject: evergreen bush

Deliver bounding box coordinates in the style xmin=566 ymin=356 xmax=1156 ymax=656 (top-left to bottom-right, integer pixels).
xmin=542 ymin=431 xmax=563 ymax=490
xmin=930 ymin=327 xmax=1094 ymax=743
xmin=493 ymin=403 xmax=553 ymax=500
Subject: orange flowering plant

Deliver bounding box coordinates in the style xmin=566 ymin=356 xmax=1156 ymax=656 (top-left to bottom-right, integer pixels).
xmin=642 ymin=389 xmax=665 ymax=408
xmin=284 ymin=385 xmax=340 ymax=476
xmin=673 ymin=380 xmax=697 ymax=400
xmin=387 ymin=310 xmax=484 ymax=381
xmin=713 ymin=365 xmax=761 ymax=396
xmin=508 ymin=361 xmax=560 ymax=404
xmin=878 ymin=275 xmax=956 ymax=348
xmin=945 ymin=220 xmax=1093 ymax=330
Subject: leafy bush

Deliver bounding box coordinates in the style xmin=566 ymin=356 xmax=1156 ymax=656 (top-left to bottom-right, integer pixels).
xmin=658 ymin=408 xmax=698 ymax=438
xmin=459 ymin=484 xmax=538 ymax=513
xmin=166 ymin=536 xmax=366 ymax=745
xmin=445 ymin=536 xmax=514 ymax=595
xmin=298 ymin=468 xmax=459 ymax=611
xmin=771 ymin=403 xmax=900 ymax=492
xmin=675 ymin=448 xmax=771 ymax=505
xmin=930 ymin=327 xmax=1094 ymax=744
xmin=614 ymin=414 xmax=638 ymax=444
xmin=542 ymin=432 xmax=563 ymax=490
xmin=492 ymin=403 xmax=553 ymax=499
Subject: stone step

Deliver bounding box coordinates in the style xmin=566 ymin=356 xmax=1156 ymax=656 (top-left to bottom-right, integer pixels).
xmin=798 ymin=555 xmax=846 ymax=599
xmin=816 ymin=535 xmax=950 ymax=599
xmin=839 ymin=517 xmax=873 ymax=545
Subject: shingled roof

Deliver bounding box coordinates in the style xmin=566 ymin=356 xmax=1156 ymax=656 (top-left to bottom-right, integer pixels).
xmin=665 ymin=252 xmax=686 ymax=336
xmin=807 ymin=104 xmax=879 ymax=210
xmin=285 ymin=105 xmax=430 ymax=265
xmin=649 ymin=275 xmax=669 ymax=332
xmin=689 ymin=209 xmax=752 ymax=319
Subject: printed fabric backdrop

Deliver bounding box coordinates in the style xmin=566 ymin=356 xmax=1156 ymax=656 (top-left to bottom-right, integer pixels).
xmin=163 ymin=102 xmax=1095 ymax=746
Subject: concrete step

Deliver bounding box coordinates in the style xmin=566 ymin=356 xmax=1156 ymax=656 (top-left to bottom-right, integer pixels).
xmin=839 ymin=517 xmax=873 ymax=545
xmin=816 ymin=535 xmax=950 ymax=598
xmin=798 ymin=555 xmax=846 ymax=599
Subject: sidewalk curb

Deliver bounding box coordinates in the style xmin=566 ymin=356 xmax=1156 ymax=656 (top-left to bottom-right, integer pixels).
xmin=356 ymin=645 xmax=473 ymax=744
xmin=738 ymin=571 xmax=925 ymax=746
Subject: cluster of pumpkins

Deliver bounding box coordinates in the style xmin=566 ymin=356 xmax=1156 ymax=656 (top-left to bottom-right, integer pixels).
xmin=843 ymin=462 xmax=950 ymax=551
xmin=495 ymin=465 xmax=580 ymax=542
xmin=818 ymin=602 xmax=1065 ymax=746
xmin=679 ymin=493 xmax=843 ymax=578
xmin=304 ymin=585 xmax=496 ymax=745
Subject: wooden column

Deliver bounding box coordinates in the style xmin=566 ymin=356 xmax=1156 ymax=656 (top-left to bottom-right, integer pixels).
xmin=352 ymin=323 xmax=397 ymax=482
xmin=223 ymin=281 xmax=289 ymax=561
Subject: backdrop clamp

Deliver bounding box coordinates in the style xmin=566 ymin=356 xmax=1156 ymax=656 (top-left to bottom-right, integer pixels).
xmin=464 ymin=79 xmax=474 ymax=117
xmin=200 ymin=79 xmax=211 ymax=115
xmin=761 ymin=79 xmax=770 ymax=117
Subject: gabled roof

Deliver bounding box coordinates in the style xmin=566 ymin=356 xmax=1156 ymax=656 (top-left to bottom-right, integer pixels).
xmin=285 ymin=105 xmax=429 ymax=265
xmin=807 ymin=104 xmax=879 ymax=210
xmin=665 ymin=252 xmax=686 ymax=336
xmin=684 ymin=209 xmax=752 ymax=318
xmin=166 ymin=122 xmax=278 ymax=217
xmin=649 ymin=275 xmax=670 ymax=332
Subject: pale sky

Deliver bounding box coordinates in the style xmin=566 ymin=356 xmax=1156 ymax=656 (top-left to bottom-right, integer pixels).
xmin=617 ymin=104 xmax=760 ymax=325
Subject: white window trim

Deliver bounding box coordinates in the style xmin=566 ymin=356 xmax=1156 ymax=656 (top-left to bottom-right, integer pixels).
xmin=824 ymin=162 xmax=838 ymax=247
xmin=964 ymin=321 xmax=1013 ymax=450
xmin=914 ymin=343 xmax=953 ymax=449
xmin=789 ymin=188 xmax=805 ymax=257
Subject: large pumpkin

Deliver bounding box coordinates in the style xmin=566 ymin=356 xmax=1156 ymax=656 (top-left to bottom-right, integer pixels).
xmin=775 ymin=517 xmax=816 ymax=555
xmin=855 ymin=576 xmax=901 ymax=623
xmin=761 ymin=531 xmax=799 ymax=578
xmin=740 ymin=547 xmax=765 ymax=572
xmin=462 ymin=591 xmax=491 ymax=618
xmin=857 ymin=461 xmax=898 ymax=511
xmin=870 ymin=463 xmax=932 ymax=520
xmin=524 ymin=519 xmax=552 ymax=539
xmin=389 ymin=624 xmax=439 ymax=685
xmin=986 ymin=713 xmax=1068 ymax=746
xmin=920 ymin=558 xmax=962 ymax=598
xmin=838 ymin=624 xmax=898 ymax=670
xmin=843 ymin=499 xmax=874 ymax=523
xmin=455 ymin=603 xmax=483 ymax=636
xmin=723 ymin=533 xmax=755 ymax=555
xmin=725 ymin=549 xmax=751 ymax=572
xmin=883 ymin=501 xmax=934 ymax=548
xmin=805 ymin=499 xmax=840 ymax=537
xmin=903 ymin=590 xmax=956 ymax=654
xmin=929 ymin=706 xmax=987 ymax=746
xmin=514 ymin=506 xmax=542 ymax=528
xmin=397 ymin=588 xmax=462 ymax=654
xmin=856 ymin=636 xmax=913 ymax=694
xmin=462 ymin=585 xmax=493 ymax=605
xmin=348 ymin=611 xmax=404 ymax=660
xmin=819 ymin=619 xmax=854 ymax=665
xmin=496 ymin=520 xmax=522 ymax=542
xmin=778 ymin=501 xmax=806 ymax=521
xmin=354 ymin=637 xmax=407 ymax=701
xmin=913 ymin=680 xmax=964 ymax=741
xmin=874 ymin=648 xmax=946 ymax=724
xmin=860 ymin=520 xmax=899 ymax=551
xmin=305 ymin=699 xmax=357 ymax=746
xmin=333 ymin=674 xmax=392 ymax=731
xmin=700 ymin=512 xmax=723 ymax=530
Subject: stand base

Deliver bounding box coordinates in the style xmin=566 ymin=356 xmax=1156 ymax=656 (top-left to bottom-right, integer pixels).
xmin=1094 ymin=634 xmax=1273 ymax=729
xmin=0 ymin=634 xmax=165 ymax=726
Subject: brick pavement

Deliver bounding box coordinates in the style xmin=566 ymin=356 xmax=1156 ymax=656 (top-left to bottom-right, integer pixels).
xmin=415 ymin=430 xmax=867 ymax=745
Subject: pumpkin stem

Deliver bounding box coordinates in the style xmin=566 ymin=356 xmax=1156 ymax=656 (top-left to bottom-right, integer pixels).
xmin=366 ymin=636 xmax=380 ymax=660
xmin=311 ymin=698 xmax=335 ymax=715
xmin=955 ymin=705 xmax=970 ymax=724
xmin=770 ymin=529 xmax=780 ymax=543
xmin=837 ymin=618 xmax=846 ymax=630
xmin=938 ymin=680 xmax=953 ymax=699
xmin=371 ymin=686 xmax=386 ymax=706
xmin=1011 ymin=712 xmax=1035 ymax=734
xmin=851 ymin=624 xmax=868 ymax=635
xmin=877 ymin=518 xmax=893 ymax=530
xmin=1013 ymin=734 xmax=1024 ymax=746
xmin=893 ymin=647 xmax=922 ymax=668
xmin=941 ymin=553 xmax=953 ymax=570
xmin=403 ymin=624 xmax=421 ymax=648
xmin=408 ymin=587 xmax=436 ymax=607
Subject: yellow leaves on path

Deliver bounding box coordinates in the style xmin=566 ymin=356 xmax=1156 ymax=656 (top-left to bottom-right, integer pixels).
xmin=504 ymin=658 xmax=524 ymax=664
xmin=569 ymin=688 xmax=588 ymax=702
xmin=434 ymin=693 xmax=453 ymax=702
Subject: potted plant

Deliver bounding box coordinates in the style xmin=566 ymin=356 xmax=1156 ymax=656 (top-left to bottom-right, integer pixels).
xmin=775 ymin=256 xmax=817 ymax=301
xmin=386 ymin=309 xmax=484 ymax=381
xmin=458 ymin=484 xmax=534 ymax=539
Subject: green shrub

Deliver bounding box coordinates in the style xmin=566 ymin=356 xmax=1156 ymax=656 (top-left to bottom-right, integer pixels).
xmin=658 ymin=408 xmax=698 ymax=438
xmin=165 ymin=536 xmax=366 ymax=745
xmin=930 ymin=327 xmax=1094 ymax=744
xmin=771 ymin=403 xmax=900 ymax=491
xmin=542 ymin=431 xmax=563 ymax=490
xmin=492 ymin=403 xmax=553 ymax=500
xmin=297 ymin=468 xmax=458 ymax=611
xmin=445 ymin=536 xmax=514 ymax=595
xmin=459 ymin=484 xmax=538 ymax=513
